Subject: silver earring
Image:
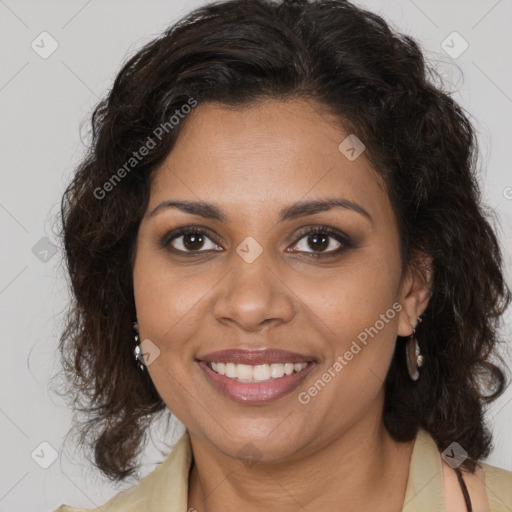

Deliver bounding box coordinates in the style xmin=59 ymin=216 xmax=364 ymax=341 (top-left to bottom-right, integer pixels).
xmin=133 ymin=322 xmax=145 ymax=372
xmin=406 ymin=321 xmax=424 ymax=381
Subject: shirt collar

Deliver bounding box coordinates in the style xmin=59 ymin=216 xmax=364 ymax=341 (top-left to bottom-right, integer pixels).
xmin=103 ymin=427 xmax=444 ymax=512
xmin=402 ymin=427 xmax=445 ymax=511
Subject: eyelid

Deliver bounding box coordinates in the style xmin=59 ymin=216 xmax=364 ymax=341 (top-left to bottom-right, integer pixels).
xmin=291 ymin=225 xmax=351 ymax=245
xmin=160 ymin=224 xmax=352 ymax=257
xmin=288 ymin=225 xmax=352 ymax=256
xmin=159 ymin=225 xmax=224 ymax=252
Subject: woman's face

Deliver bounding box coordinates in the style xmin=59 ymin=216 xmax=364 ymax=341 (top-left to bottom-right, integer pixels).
xmin=133 ymin=99 xmax=429 ymax=462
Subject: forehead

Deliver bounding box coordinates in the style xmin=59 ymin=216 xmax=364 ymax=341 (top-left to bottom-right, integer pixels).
xmin=148 ymin=99 xmax=389 ymax=219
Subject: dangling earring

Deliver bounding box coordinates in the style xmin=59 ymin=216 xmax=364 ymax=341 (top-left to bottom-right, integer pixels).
xmin=405 ymin=320 xmax=424 ymax=381
xmin=133 ymin=321 xmax=145 ymax=372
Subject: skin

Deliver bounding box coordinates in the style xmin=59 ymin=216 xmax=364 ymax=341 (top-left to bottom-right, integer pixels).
xmin=133 ymin=98 xmax=432 ymax=511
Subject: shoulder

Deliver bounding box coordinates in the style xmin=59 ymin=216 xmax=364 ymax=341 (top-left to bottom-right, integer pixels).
xmin=51 ymin=484 xmax=158 ymax=512
xmin=51 ymin=483 xmax=159 ymax=512
xmin=52 ymin=430 xmax=192 ymax=512
xmin=52 ymin=506 xmax=100 ymax=512
xmin=442 ymin=457 xmax=512 ymax=512
xmin=479 ymin=460 xmax=512 ymax=512
xmin=53 ymin=507 xmax=98 ymax=512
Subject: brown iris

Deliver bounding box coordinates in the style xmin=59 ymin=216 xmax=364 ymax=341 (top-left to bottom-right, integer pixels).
xmin=183 ymin=233 xmax=205 ymax=251
xmin=307 ymin=233 xmax=329 ymax=252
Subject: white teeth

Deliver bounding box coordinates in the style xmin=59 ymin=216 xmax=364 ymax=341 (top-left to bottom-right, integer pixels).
xmin=270 ymin=363 xmax=285 ymax=378
xmin=225 ymin=362 xmax=237 ymax=378
xmin=208 ymin=362 xmax=308 ymax=381
xmin=284 ymin=363 xmax=294 ymax=375
xmin=237 ymin=364 xmax=254 ymax=380
xmin=253 ymin=364 xmax=271 ymax=381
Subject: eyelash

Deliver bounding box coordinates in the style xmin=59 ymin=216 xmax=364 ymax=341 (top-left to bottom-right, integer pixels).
xmin=289 ymin=226 xmax=351 ymax=258
xmin=160 ymin=225 xmax=352 ymax=258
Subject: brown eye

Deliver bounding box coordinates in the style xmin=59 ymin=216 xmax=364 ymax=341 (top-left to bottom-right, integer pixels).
xmin=289 ymin=226 xmax=351 ymax=257
xmin=163 ymin=227 xmax=222 ymax=253
xmin=295 ymin=232 xmax=341 ymax=253
xmin=181 ymin=232 xmax=206 ymax=251
xmin=306 ymin=233 xmax=333 ymax=252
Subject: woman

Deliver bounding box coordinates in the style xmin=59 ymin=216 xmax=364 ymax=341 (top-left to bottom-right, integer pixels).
xmin=54 ymin=0 xmax=512 ymax=510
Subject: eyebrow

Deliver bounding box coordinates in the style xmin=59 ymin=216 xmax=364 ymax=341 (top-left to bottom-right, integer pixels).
xmin=148 ymin=198 xmax=373 ymax=224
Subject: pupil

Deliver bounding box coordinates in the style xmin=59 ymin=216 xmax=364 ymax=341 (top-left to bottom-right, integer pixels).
xmin=184 ymin=233 xmax=203 ymax=250
xmin=309 ymin=233 xmax=328 ymax=251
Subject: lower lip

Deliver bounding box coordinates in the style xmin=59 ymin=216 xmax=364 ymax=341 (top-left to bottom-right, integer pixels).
xmin=198 ymin=361 xmax=316 ymax=404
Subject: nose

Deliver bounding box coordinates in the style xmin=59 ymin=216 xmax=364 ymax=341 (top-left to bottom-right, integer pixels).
xmin=212 ymin=254 xmax=295 ymax=332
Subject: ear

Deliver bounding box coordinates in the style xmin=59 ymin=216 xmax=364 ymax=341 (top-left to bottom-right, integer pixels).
xmin=396 ymin=252 xmax=433 ymax=337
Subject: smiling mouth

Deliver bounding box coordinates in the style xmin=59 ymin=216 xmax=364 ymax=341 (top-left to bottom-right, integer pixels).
xmin=207 ymin=361 xmax=311 ymax=382
xmin=196 ymin=348 xmax=318 ymax=402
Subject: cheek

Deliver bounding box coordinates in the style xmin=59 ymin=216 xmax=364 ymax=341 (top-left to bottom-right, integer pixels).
xmin=295 ymin=247 xmax=400 ymax=332
xmin=132 ymin=244 xmax=210 ymax=417
xmin=133 ymin=239 xmax=213 ymax=343
xmin=297 ymin=281 xmax=400 ymax=422
xmin=291 ymin=249 xmax=401 ymax=384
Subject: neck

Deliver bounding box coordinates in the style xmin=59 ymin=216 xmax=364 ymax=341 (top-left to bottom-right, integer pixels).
xmin=187 ymin=408 xmax=415 ymax=512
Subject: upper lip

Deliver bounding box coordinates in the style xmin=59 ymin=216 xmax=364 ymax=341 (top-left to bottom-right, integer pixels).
xmin=197 ymin=348 xmax=316 ymax=365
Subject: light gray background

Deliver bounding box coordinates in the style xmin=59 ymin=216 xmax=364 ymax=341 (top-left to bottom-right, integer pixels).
xmin=1 ymin=1 xmax=511 ymax=511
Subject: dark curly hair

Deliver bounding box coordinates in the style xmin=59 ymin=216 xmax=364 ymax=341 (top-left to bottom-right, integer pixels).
xmin=55 ymin=0 xmax=511 ymax=482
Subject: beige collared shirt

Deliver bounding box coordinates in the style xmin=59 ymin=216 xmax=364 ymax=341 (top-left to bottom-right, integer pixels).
xmin=54 ymin=428 xmax=512 ymax=511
